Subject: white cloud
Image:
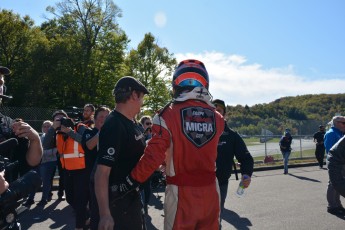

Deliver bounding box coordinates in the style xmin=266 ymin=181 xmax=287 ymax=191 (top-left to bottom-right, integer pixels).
xmin=175 ymin=51 xmax=345 ymax=106
xmin=154 ymin=11 xmax=167 ymax=28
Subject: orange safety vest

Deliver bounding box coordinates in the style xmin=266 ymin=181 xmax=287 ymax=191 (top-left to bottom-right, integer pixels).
xmin=56 ymin=131 xmax=85 ymax=170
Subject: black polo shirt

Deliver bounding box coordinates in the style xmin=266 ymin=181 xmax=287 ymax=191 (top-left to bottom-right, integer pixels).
xmin=97 ymin=110 xmax=146 ymax=185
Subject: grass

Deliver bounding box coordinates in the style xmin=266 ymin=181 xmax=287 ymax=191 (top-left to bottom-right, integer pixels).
xmin=236 ymin=148 xmax=319 ymax=168
xmin=250 ymin=149 xmax=317 ymax=168
xmin=241 ymin=137 xmax=319 ymax=168
xmin=243 ymin=137 xmax=281 ymax=146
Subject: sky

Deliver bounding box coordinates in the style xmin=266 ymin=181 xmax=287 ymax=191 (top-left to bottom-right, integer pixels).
xmin=1 ymin=0 xmax=345 ymax=106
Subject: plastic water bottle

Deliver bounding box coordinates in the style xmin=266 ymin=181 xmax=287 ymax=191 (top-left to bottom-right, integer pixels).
xmin=235 ymin=175 xmax=249 ymax=198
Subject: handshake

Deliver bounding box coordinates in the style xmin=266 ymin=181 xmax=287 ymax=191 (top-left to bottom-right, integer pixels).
xmin=110 ymin=175 xmax=140 ymax=200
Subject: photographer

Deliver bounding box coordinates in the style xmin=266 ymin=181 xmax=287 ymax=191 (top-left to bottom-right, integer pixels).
xmin=0 ymin=120 xmax=43 ymax=195
xmin=43 ymin=110 xmax=89 ymax=230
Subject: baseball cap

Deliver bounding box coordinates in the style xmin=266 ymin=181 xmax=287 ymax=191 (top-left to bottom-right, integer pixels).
xmin=212 ymin=99 xmax=226 ymax=113
xmin=52 ymin=110 xmax=68 ymax=120
xmin=0 ymin=66 xmax=11 ymax=75
xmin=114 ymin=76 xmax=149 ymax=95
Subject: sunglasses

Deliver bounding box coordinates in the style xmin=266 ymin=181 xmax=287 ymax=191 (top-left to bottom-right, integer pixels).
xmin=338 ymin=121 xmax=345 ymax=125
xmin=145 ymin=122 xmax=152 ymax=125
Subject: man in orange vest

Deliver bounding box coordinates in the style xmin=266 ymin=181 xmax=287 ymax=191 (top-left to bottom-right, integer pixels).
xmin=43 ymin=110 xmax=89 ymax=230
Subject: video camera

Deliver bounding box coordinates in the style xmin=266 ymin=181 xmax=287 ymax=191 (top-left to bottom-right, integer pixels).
xmin=0 ymin=171 xmax=41 ymax=229
xmin=0 ymin=138 xmax=42 ymax=230
xmin=57 ymin=117 xmax=75 ymax=129
xmin=64 ymin=106 xmax=83 ymax=123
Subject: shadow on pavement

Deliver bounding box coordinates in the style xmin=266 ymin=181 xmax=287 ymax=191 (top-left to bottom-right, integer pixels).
xmin=149 ymin=189 xmax=164 ymax=210
xmin=288 ymin=173 xmax=321 ymax=183
xmin=221 ymin=208 xmax=252 ymax=230
xmin=145 ymin=215 xmax=159 ymax=230
xmin=19 ymin=199 xmax=74 ymax=229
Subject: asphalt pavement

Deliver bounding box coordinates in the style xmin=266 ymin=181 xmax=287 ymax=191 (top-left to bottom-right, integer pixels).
xmin=15 ymin=165 xmax=345 ymax=230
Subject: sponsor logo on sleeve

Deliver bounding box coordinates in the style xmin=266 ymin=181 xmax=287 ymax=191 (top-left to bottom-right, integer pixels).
xmin=107 ymin=147 xmax=115 ymax=155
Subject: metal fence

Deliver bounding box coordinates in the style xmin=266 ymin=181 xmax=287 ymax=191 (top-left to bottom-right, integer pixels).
xmin=0 ymin=106 xmax=56 ymax=132
xmin=245 ymin=135 xmax=317 ymax=161
xmin=0 ymin=106 xmax=319 ymax=160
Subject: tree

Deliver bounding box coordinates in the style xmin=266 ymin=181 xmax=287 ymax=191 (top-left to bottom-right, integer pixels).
xmin=45 ymin=0 xmax=129 ymax=106
xmin=0 ymin=9 xmax=50 ymax=106
xmin=125 ymin=33 xmax=177 ymax=114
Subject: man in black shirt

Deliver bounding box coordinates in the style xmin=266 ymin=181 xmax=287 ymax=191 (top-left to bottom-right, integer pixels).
xmin=213 ymin=99 xmax=254 ymax=218
xmin=81 ymin=106 xmax=110 ymax=230
xmin=95 ymin=76 xmax=149 ymax=230
xmin=313 ymin=125 xmax=326 ymax=168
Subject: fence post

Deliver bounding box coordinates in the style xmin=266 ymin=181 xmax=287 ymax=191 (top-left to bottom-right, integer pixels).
xmin=299 ymin=137 xmax=302 ymax=158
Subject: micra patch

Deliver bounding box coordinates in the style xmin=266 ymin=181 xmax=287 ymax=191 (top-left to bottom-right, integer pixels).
xmin=181 ymin=107 xmax=216 ymax=147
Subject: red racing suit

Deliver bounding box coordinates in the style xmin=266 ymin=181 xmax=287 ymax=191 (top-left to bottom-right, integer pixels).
xmin=131 ymin=87 xmax=225 ymax=230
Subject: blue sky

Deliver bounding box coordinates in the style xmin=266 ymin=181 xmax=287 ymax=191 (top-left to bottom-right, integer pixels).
xmin=2 ymin=0 xmax=345 ymax=106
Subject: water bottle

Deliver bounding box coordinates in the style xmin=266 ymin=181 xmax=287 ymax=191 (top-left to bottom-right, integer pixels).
xmin=235 ymin=175 xmax=249 ymax=198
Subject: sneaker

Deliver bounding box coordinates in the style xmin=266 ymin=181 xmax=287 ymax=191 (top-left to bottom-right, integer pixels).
xmin=37 ymin=200 xmax=48 ymax=206
xmin=23 ymin=199 xmax=35 ymax=207
xmin=58 ymin=195 xmax=66 ymax=201
xmin=327 ymin=207 xmax=345 ymax=216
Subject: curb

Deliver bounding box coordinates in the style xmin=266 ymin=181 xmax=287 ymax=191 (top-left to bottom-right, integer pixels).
xmin=253 ymin=161 xmax=320 ymax=172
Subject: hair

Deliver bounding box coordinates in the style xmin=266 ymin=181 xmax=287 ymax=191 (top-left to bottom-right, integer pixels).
xmin=95 ymin=106 xmax=111 ymax=119
xmin=52 ymin=110 xmax=68 ymax=120
xmin=113 ymin=89 xmax=141 ymax=104
xmin=84 ymin=103 xmax=95 ymax=112
xmin=140 ymin=115 xmax=152 ymax=125
xmin=42 ymin=120 xmax=53 ymax=126
xmin=330 ymin=116 xmax=345 ymax=127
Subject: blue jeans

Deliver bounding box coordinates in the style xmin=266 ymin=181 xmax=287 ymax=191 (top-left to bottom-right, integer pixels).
xmin=27 ymin=161 xmax=56 ymax=201
xmin=39 ymin=161 xmax=57 ymax=200
xmin=282 ymin=151 xmax=291 ymax=174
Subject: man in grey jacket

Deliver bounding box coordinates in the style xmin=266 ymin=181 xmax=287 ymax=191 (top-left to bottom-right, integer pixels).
xmin=328 ymin=136 xmax=345 ymax=198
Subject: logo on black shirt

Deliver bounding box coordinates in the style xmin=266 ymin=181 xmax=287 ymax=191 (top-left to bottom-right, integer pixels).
xmin=107 ymin=147 xmax=115 ymax=155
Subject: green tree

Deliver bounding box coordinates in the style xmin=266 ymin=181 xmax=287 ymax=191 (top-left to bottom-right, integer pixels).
xmin=0 ymin=9 xmax=50 ymax=106
xmin=125 ymin=33 xmax=177 ymax=114
xmin=45 ymin=0 xmax=129 ymax=107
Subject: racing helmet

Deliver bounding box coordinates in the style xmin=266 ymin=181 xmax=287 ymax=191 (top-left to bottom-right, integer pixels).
xmin=172 ymin=59 xmax=209 ymax=90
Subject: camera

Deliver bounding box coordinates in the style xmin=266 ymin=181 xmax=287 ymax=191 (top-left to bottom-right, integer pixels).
xmin=64 ymin=106 xmax=83 ymax=122
xmin=58 ymin=117 xmax=75 ymax=129
xmin=0 ymin=138 xmax=41 ymax=230
xmin=0 ymin=171 xmax=41 ymax=230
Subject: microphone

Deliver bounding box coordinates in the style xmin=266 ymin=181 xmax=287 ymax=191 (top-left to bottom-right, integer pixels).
xmin=0 ymin=138 xmax=18 ymax=154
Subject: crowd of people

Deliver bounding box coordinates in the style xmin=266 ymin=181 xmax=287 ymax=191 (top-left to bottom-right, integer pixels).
xmin=1 ymin=60 xmax=345 ymax=230
xmin=0 ymin=61 xmax=255 ymax=230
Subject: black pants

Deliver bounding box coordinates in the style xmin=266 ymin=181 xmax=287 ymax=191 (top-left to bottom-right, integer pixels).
xmin=110 ymin=190 xmax=145 ymax=230
xmin=89 ymin=180 xmax=99 ymax=230
xmin=64 ymin=169 xmax=89 ymax=228
xmin=315 ymin=144 xmax=325 ymax=167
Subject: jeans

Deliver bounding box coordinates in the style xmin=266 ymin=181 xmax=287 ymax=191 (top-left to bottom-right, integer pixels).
xmin=39 ymin=161 xmax=57 ymax=201
xmin=282 ymin=151 xmax=291 ymax=174
xmin=27 ymin=161 xmax=56 ymax=201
